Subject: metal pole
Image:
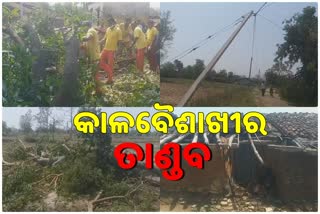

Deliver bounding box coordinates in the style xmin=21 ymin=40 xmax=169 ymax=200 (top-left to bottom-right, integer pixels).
xmin=177 ymin=11 xmax=254 ymax=107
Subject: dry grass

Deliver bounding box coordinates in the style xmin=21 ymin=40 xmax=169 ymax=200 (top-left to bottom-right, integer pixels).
xmin=160 ymin=78 xmax=256 ymax=106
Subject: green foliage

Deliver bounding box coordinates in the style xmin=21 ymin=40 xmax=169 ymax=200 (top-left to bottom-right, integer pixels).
xmin=11 ymin=146 xmax=29 ymax=161
xmin=274 ymin=6 xmax=317 ymax=106
xmin=59 ymin=155 xmax=105 ymax=195
xmin=100 ymin=68 xmax=160 ymax=106
xmin=3 ymin=3 xmax=159 ymax=107
xmin=3 ymin=166 xmax=40 ymax=211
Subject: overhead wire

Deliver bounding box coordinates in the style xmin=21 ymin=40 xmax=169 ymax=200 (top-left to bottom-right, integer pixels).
xmin=254 ymin=2 xmax=268 ymax=15
xmin=257 ymin=14 xmax=283 ymax=30
xmin=248 ymin=2 xmax=268 ymax=78
xmin=167 ymin=16 xmax=244 ymax=62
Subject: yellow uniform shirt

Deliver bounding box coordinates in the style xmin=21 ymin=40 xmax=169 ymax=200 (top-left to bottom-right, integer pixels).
xmin=86 ymin=27 xmax=100 ymax=61
xmin=119 ymin=23 xmax=133 ymax=43
xmin=104 ymin=27 xmax=122 ymax=51
xmin=134 ymin=25 xmax=146 ymax=49
xmin=146 ymin=26 xmax=159 ymax=47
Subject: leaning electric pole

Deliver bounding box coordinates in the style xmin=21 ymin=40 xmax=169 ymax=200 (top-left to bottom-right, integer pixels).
xmin=177 ymin=11 xmax=254 ymax=107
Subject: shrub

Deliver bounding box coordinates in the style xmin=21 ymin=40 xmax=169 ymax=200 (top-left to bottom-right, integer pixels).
xmin=3 ymin=166 xmax=40 ymax=211
xmin=59 ymin=156 xmax=105 ymax=195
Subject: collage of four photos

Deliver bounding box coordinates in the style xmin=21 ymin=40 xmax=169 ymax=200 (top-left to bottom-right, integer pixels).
xmin=2 ymin=1 xmax=318 ymax=212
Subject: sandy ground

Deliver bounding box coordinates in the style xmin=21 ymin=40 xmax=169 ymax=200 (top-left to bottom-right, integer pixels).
xmin=254 ymin=88 xmax=290 ymax=107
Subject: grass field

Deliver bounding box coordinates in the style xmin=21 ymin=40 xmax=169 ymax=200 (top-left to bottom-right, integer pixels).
xmin=160 ymin=78 xmax=256 ymax=106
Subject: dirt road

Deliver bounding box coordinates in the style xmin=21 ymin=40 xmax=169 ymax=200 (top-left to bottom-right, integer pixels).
xmin=254 ymin=88 xmax=290 ymax=107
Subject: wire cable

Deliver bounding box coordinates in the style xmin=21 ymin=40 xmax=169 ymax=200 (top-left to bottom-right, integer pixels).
xmin=167 ymin=16 xmax=244 ymax=62
xmin=255 ymin=2 xmax=268 ymax=15
xmin=257 ymin=14 xmax=283 ymax=30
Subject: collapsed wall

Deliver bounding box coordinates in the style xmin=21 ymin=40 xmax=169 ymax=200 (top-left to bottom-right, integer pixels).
xmin=160 ymin=112 xmax=318 ymax=201
xmin=233 ymin=143 xmax=317 ymax=201
xmin=161 ymin=144 xmax=229 ymax=194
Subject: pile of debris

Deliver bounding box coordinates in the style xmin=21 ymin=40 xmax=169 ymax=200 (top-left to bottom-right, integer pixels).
xmin=161 ymin=184 xmax=317 ymax=212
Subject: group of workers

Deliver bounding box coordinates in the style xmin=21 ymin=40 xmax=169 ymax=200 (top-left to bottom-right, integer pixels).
xmin=82 ymin=17 xmax=159 ymax=86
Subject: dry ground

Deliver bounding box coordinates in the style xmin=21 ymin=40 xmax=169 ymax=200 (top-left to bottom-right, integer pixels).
xmin=254 ymin=88 xmax=290 ymax=107
xmin=160 ymin=78 xmax=291 ymax=107
xmin=160 ymin=78 xmax=256 ymax=106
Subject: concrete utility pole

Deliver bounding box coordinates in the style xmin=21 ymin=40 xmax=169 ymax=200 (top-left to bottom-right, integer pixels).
xmin=177 ymin=11 xmax=254 ymax=107
xmin=248 ymin=15 xmax=257 ymax=79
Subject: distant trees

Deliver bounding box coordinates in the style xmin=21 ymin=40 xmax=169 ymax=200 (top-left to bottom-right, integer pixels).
xmin=161 ymin=59 xmax=205 ymax=79
xmin=3 ymin=121 xmax=11 ymax=136
xmin=34 ymin=108 xmax=52 ymax=132
xmin=19 ymin=110 xmax=33 ymax=133
xmin=161 ymin=59 xmax=245 ymax=83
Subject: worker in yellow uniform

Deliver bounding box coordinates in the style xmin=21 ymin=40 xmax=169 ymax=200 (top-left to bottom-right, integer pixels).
xmin=100 ymin=17 xmax=122 ymax=84
xmin=82 ymin=21 xmax=101 ymax=63
xmin=119 ymin=18 xmax=133 ymax=49
xmin=131 ymin=20 xmax=147 ymax=72
xmin=81 ymin=21 xmax=102 ymax=89
xmin=146 ymin=20 xmax=159 ymax=72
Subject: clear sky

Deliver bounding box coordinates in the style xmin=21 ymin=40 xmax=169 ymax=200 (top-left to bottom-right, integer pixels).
xmin=3 ymin=107 xmax=317 ymax=129
xmin=161 ymin=2 xmax=318 ymax=77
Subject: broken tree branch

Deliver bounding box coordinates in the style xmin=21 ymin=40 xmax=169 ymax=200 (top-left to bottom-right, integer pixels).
xmin=17 ymin=138 xmax=27 ymax=150
xmin=248 ymin=133 xmax=264 ymax=165
xmin=88 ymin=181 xmax=144 ymax=211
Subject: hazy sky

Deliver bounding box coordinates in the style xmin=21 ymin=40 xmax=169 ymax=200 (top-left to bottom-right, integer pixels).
xmin=161 ymin=2 xmax=318 ymax=77
xmin=3 ymin=107 xmax=317 ymax=129
xmin=3 ymin=107 xmax=157 ymax=129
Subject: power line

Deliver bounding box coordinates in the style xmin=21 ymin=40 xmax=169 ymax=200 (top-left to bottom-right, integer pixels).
xmin=167 ymin=16 xmax=243 ymax=62
xmin=254 ymin=2 xmax=267 ymax=15
xmin=259 ymin=2 xmax=274 ymax=12
xmin=257 ymin=14 xmax=283 ymax=30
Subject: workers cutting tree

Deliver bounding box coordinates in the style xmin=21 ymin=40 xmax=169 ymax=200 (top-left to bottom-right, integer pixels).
xmin=146 ymin=20 xmax=159 ymax=72
xmin=131 ymin=20 xmax=147 ymax=73
xmin=82 ymin=17 xmax=159 ymax=84
xmin=99 ymin=17 xmax=123 ymax=84
xmin=78 ymin=15 xmax=160 ymax=105
xmin=3 ymin=2 xmax=160 ymax=107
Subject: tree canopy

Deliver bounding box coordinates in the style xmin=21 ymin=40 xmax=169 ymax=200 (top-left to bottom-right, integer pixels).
xmin=273 ymin=6 xmax=317 ymax=106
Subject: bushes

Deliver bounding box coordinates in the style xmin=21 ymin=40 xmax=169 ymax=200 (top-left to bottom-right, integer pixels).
xmin=3 ymin=166 xmax=40 ymax=211
xmin=59 ymin=158 xmax=105 ymax=195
